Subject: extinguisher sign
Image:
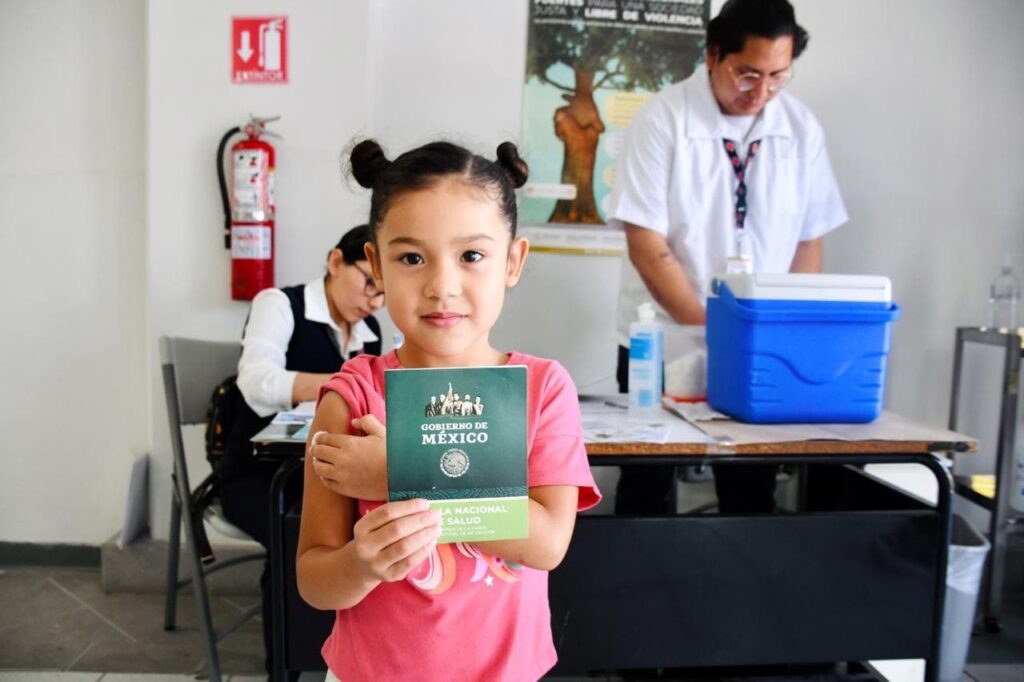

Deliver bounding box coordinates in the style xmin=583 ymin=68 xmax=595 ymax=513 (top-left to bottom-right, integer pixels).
xmin=232 ymin=16 xmax=288 ymax=84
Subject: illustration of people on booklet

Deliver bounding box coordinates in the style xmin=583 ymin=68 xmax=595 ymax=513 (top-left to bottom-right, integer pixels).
xmin=427 ymin=382 xmax=484 ymax=418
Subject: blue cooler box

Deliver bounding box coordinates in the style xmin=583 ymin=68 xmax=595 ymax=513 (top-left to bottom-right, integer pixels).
xmin=706 ymin=273 xmax=900 ymax=424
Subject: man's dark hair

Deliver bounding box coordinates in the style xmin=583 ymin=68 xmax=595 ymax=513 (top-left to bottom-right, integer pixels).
xmin=334 ymin=224 xmax=373 ymax=263
xmin=706 ymin=0 xmax=809 ymax=60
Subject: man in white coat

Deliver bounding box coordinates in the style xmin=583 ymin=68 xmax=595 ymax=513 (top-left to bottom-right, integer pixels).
xmin=608 ymin=0 xmax=848 ymax=514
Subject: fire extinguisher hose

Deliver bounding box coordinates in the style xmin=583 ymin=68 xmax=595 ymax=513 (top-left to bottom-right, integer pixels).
xmin=217 ymin=126 xmax=242 ymax=249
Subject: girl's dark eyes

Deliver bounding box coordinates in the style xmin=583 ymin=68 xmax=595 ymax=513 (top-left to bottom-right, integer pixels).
xmin=396 ymin=251 xmax=483 ymax=265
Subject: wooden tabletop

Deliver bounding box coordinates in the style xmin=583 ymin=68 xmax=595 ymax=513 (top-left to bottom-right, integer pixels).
xmin=584 ymin=410 xmax=978 ymax=457
xmin=254 ymin=406 xmax=978 ymax=459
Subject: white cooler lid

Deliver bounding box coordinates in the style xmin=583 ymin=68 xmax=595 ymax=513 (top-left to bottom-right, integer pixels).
xmin=711 ymin=273 xmax=892 ymax=303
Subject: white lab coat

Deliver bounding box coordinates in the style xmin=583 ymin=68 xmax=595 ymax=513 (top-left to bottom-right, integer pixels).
xmin=608 ymin=67 xmax=849 ymax=345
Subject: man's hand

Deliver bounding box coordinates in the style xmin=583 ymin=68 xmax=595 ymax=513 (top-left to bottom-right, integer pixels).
xmin=309 ymin=415 xmax=388 ymax=501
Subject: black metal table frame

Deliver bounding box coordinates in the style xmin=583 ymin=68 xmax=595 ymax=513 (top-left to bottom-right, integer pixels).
xmin=948 ymin=326 xmax=1022 ymax=631
xmin=560 ymin=451 xmax=952 ymax=682
xmin=263 ymin=449 xmax=952 ymax=682
xmin=268 ymin=455 xmax=307 ymax=682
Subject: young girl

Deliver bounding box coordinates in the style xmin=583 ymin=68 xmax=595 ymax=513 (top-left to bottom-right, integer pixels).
xmin=296 ymin=139 xmax=601 ymax=681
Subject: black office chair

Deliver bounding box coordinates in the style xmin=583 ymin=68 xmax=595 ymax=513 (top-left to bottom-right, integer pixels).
xmin=159 ymin=336 xmax=265 ymax=682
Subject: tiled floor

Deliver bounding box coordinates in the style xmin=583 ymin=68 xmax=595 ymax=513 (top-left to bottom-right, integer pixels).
xmin=1 ymin=566 xmax=1021 ymax=682
xmin=0 ymin=568 xmax=264 ymax=678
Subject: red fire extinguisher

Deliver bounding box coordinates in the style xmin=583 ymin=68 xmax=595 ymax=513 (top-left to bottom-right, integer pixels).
xmin=218 ymin=115 xmax=280 ymax=301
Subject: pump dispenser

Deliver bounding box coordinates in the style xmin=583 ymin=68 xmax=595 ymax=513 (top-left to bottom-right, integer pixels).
xmin=628 ymin=302 xmax=664 ymax=417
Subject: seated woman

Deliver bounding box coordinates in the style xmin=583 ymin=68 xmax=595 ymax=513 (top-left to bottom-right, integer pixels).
xmin=219 ymin=224 xmax=384 ymax=674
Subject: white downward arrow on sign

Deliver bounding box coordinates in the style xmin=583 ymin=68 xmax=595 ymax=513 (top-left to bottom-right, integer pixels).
xmin=237 ymin=31 xmax=254 ymax=62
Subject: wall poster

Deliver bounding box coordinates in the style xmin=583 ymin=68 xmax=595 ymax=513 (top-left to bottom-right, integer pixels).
xmin=521 ymin=0 xmax=710 ymax=228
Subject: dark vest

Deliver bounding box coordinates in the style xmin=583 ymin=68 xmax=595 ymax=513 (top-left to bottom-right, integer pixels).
xmin=222 ymin=284 xmax=382 ymax=482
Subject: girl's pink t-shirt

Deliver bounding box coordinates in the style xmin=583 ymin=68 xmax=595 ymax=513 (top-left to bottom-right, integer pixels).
xmin=316 ymin=350 xmax=600 ymax=682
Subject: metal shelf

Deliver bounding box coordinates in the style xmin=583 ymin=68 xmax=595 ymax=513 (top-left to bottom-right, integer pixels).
xmin=948 ymin=326 xmax=1024 ymax=632
xmin=953 ymin=474 xmax=995 ymax=511
xmin=952 ymin=474 xmax=1024 ymax=526
xmin=958 ymin=326 xmax=1024 ymax=348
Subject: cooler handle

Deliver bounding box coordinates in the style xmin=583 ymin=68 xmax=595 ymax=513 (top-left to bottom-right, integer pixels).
xmin=713 ymin=282 xmax=901 ymax=323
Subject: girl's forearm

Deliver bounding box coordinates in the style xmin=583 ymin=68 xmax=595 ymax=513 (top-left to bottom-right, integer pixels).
xmin=475 ymin=497 xmax=575 ymax=571
xmin=297 ymin=544 xmax=380 ymax=611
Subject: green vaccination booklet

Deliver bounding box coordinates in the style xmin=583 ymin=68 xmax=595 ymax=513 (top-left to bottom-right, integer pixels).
xmin=385 ymin=365 xmax=528 ymax=544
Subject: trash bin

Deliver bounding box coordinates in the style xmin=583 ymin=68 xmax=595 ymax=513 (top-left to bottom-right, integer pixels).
xmin=939 ymin=514 xmax=991 ymax=682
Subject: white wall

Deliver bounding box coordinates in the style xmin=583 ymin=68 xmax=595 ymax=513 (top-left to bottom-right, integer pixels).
xmin=793 ymin=1 xmax=1024 ymax=522
xmin=3 ymin=0 xmax=1021 ymax=545
xmin=793 ymin=0 xmax=1024 ymax=427
xmin=0 ymin=1 xmax=147 ymax=543
xmin=145 ymin=0 xmax=375 ymax=541
xmin=369 ymin=1 xmax=528 ymax=153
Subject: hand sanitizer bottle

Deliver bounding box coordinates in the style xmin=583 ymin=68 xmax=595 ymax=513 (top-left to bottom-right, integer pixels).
xmin=628 ymin=302 xmax=664 ymax=417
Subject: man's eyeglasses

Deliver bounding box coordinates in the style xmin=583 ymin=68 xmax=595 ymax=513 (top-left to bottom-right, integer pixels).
xmin=354 ymin=262 xmax=384 ymax=300
xmin=727 ymin=63 xmax=792 ymax=94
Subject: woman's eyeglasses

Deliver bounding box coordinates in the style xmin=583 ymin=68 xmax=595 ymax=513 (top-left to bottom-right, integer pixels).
xmin=353 ymin=263 xmax=384 ymax=300
xmin=726 ymin=63 xmax=792 ymax=94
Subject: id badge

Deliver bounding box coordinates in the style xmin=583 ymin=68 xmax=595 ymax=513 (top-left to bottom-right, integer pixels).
xmin=726 ymin=230 xmax=754 ymax=274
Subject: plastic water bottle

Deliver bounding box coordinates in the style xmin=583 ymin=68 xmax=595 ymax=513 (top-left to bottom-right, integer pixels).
xmin=628 ymin=302 xmax=664 ymax=417
xmin=988 ymin=263 xmax=1020 ymax=331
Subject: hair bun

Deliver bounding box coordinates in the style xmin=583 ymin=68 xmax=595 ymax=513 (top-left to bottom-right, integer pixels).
xmin=495 ymin=142 xmax=529 ymax=189
xmin=350 ymin=140 xmax=391 ymax=189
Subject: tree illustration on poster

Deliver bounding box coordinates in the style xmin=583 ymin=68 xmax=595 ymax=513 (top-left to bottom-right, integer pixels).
xmin=521 ymin=1 xmax=708 ymax=226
